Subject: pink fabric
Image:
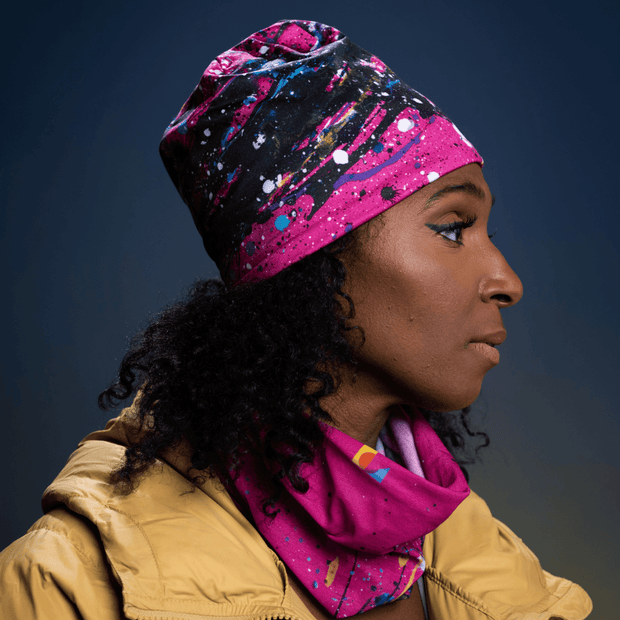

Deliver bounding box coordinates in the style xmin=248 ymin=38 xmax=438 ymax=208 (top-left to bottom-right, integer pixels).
xmin=385 ymin=413 xmax=426 ymax=479
xmin=238 ymin=108 xmax=481 ymax=284
xmin=231 ymin=408 xmax=469 ymax=617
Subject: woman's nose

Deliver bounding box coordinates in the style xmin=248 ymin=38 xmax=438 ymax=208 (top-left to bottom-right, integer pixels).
xmin=479 ymin=248 xmax=524 ymax=309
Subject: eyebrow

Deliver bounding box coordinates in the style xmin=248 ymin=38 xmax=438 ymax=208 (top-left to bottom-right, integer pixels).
xmin=423 ymin=181 xmax=494 ymax=210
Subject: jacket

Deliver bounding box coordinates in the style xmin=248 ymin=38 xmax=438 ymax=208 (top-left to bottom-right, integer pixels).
xmin=0 ymin=407 xmax=592 ymax=620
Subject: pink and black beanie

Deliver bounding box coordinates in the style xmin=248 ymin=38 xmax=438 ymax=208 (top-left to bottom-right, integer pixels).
xmin=160 ymin=20 xmax=483 ymax=285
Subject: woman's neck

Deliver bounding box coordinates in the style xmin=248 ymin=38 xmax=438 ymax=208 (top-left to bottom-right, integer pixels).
xmin=319 ymin=367 xmax=401 ymax=449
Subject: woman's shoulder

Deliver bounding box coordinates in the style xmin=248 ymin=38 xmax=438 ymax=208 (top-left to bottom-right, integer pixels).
xmin=424 ymin=490 xmax=592 ymax=619
xmin=1 ymin=417 xmax=306 ymax=620
xmin=0 ymin=507 xmax=124 ymax=620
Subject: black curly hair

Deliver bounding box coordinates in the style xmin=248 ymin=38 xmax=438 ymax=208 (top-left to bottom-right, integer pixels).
xmin=99 ymin=226 xmax=488 ymax=508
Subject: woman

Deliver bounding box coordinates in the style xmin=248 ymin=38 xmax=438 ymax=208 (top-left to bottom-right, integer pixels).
xmin=0 ymin=20 xmax=592 ymax=620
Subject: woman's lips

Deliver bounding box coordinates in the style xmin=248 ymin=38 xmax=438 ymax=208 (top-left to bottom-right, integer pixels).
xmin=468 ymin=342 xmax=500 ymax=364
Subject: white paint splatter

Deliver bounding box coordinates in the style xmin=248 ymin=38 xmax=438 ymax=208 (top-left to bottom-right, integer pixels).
xmin=427 ymin=171 xmax=440 ymax=182
xmin=259 ymin=45 xmax=269 ymax=55
xmin=397 ymin=118 xmax=414 ymax=132
xmin=333 ymin=149 xmax=349 ymax=165
xmin=263 ymin=179 xmax=276 ymax=193
xmin=253 ymin=133 xmax=266 ymax=150
xmin=217 ymin=162 xmax=223 ymax=170
xmin=203 ymin=128 xmax=211 ymax=137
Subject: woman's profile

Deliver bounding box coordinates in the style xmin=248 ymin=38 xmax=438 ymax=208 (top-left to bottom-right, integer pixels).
xmin=0 ymin=19 xmax=593 ymax=620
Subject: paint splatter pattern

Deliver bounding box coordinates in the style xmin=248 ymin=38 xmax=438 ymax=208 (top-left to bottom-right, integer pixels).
xmin=229 ymin=408 xmax=470 ymax=617
xmin=160 ymin=20 xmax=482 ymax=284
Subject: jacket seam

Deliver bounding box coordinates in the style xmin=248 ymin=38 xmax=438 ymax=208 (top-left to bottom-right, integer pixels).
xmin=99 ymin=499 xmax=165 ymax=591
xmin=124 ymin=605 xmax=302 ymax=620
xmin=493 ymin=517 xmax=548 ymax=592
xmin=126 ymin=595 xmax=288 ymax=605
xmin=424 ymin=568 xmax=497 ymax=620
xmin=27 ymin=526 xmax=99 ymax=568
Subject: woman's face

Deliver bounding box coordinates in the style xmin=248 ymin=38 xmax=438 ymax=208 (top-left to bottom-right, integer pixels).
xmin=342 ymin=163 xmax=523 ymax=413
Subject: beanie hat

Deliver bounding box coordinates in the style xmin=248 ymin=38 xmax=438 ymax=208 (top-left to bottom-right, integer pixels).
xmin=160 ymin=19 xmax=482 ymax=284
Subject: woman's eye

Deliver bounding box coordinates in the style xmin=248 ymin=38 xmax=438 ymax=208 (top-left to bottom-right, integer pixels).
xmin=425 ymin=215 xmax=477 ymax=245
xmin=439 ymin=225 xmax=464 ymax=243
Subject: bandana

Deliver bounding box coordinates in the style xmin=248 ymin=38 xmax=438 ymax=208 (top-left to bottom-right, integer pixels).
xmin=159 ymin=20 xmax=483 ymax=285
xmin=230 ymin=407 xmax=469 ymax=617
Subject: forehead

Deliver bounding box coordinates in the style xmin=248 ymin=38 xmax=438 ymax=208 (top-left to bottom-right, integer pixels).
xmin=368 ymin=163 xmax=489 ymax=230
xmin=423 ymin=180 xmax=488 ymax=212
xmin=416 ymin=163 xmax=489 ymax=211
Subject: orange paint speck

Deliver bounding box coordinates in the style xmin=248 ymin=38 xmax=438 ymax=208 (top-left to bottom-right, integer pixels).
xmin=358 ymin=452 xmax=375 ymax=469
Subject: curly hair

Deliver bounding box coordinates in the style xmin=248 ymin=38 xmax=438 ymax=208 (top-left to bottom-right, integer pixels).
xmin=99 ymin=228 xmax=488 ymax=508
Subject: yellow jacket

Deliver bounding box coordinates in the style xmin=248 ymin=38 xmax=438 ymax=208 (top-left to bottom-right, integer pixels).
xmin=0 ymin=410 xmax=592 ymax=620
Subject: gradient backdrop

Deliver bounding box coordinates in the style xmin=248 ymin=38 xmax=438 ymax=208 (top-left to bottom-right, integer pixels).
xmin=1 ymin=1 xmax=618 ymax=616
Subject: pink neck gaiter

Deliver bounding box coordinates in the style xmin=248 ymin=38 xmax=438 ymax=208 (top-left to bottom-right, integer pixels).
xmin=231 ymin=407 xmax=469 ymax=617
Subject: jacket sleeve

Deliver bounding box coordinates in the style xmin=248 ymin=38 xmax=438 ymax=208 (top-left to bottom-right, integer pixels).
xmin=423 ymin=490 xmax=592 ymax=620
xmin=0 ymin=508 xmax=125 ymax=620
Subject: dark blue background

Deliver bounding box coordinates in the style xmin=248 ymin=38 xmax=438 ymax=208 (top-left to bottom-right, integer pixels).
xmin=2 ymin=1 xmax=618 ymax=615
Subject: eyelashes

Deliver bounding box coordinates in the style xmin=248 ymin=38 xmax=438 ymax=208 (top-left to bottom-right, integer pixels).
xmin=425 ymin=216 xmax=498 ymax=245
xmin=425 ymin=215 xmax=478 ymax=245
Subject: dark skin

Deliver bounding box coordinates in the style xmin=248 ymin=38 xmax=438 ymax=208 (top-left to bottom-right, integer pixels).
xmin=290 ymin=164 xmax=523 ymax=619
